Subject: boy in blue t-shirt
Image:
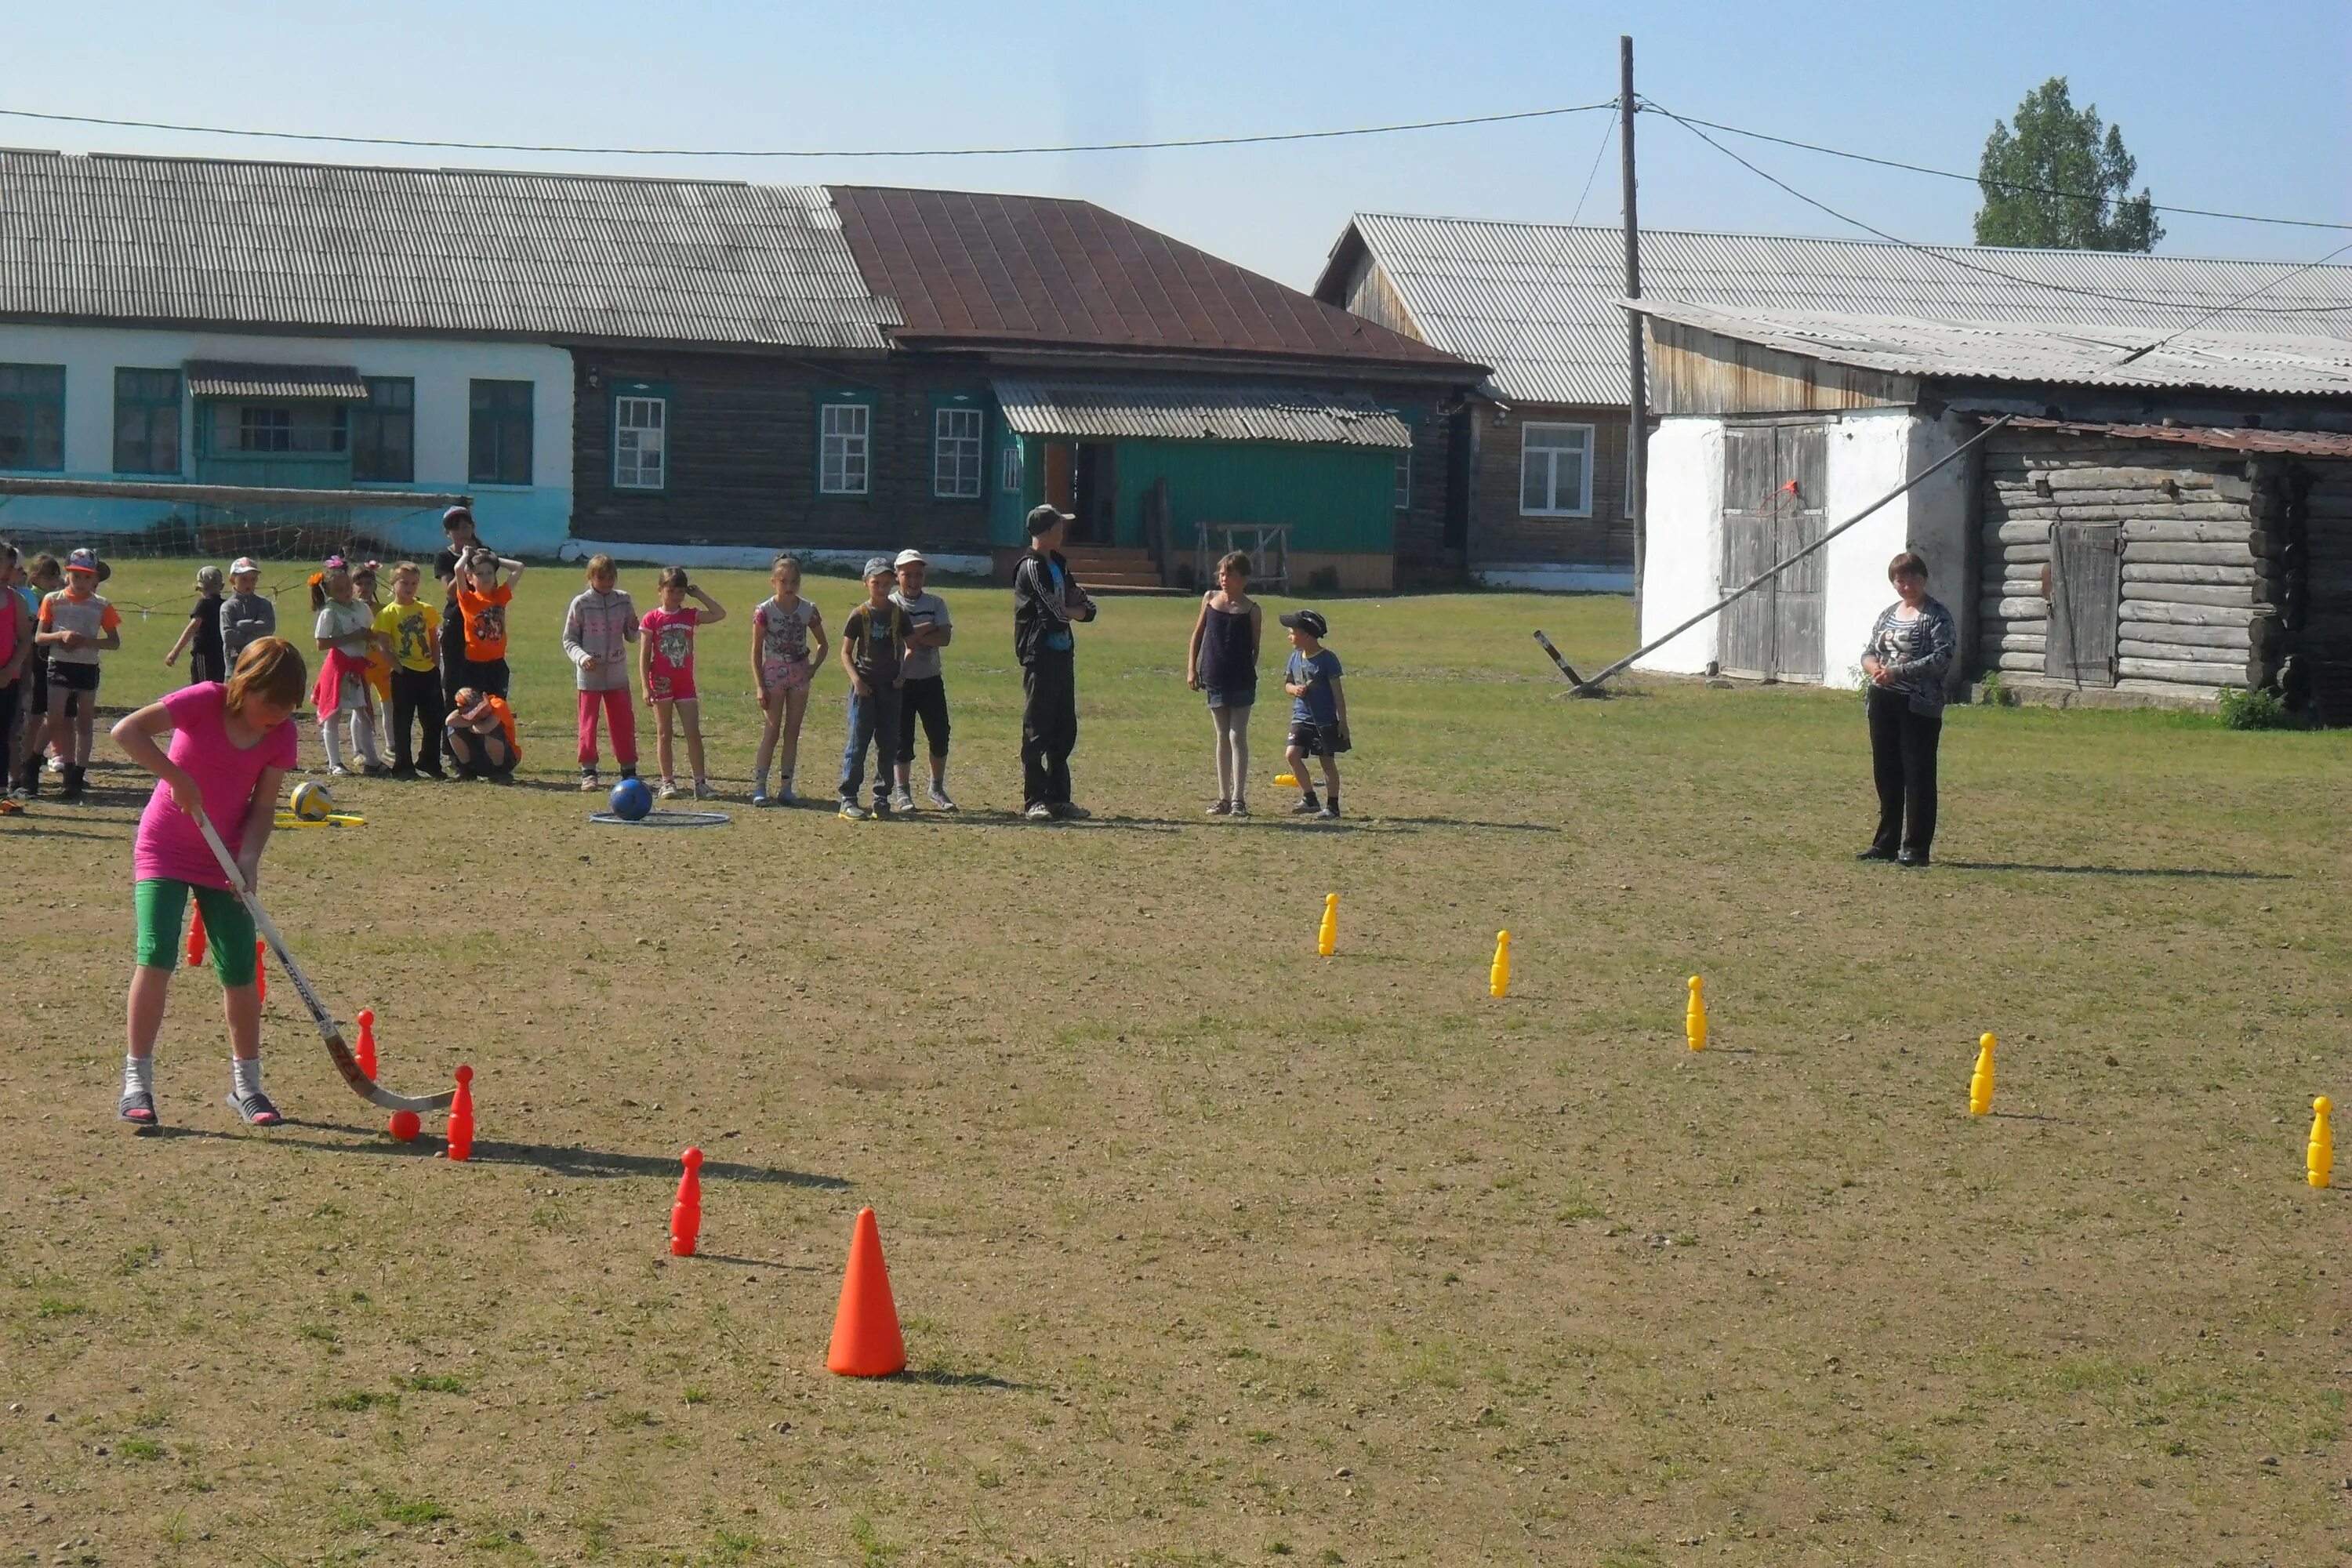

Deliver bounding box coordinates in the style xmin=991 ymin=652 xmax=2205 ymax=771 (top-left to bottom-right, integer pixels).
xmin=1279 ymin=608 xmax=1348 ymax=820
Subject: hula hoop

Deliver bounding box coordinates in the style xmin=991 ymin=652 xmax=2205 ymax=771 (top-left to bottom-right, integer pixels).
xmin=589 ymin=810 xmax=731 ymax=828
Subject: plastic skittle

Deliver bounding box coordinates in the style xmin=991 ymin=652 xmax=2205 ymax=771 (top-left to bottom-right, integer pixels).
xmin=185 ymin=907 xmax=205 ymax=968
xmin=355 ymin=1009 xmax=377 ymax=1080
xmin=1317 ymin=893 xmax=1339 ymax=957
xmin=2310 ymin=1097 xmax=2333 ymax=1189
xmin=446 ymin=1064 xmax=475 ymax=1162
xmin=1274 ymin=773 xmax=1299 ymax=789
xmin=1969 ymin=1033 xmax=1996 ymax=1116
xmin=671 ymin=1147 xmax=704 ymax=1256
xmin=1685 ymin=976 xmax=1707 ymax=1051
xmin=1490 ymin=931 xmax=1512 ymax=998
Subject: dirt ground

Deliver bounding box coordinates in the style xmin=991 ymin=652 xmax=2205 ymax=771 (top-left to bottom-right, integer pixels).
xmin=2 ymin=558 xmax=2348 ymax=1566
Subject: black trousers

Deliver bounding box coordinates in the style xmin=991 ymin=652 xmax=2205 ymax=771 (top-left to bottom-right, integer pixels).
xmin=1020 ymin=652 xmax=1077 ymax=809
xmin=440 ymin=609 xmax=470 ymax=710
xmin=1866 ymin=687 xmax=1942 ymax=856
xmin=389 ymin=666 xmax=443 ymax=774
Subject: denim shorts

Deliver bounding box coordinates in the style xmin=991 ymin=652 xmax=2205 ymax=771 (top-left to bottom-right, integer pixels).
xmin=1204 ymin=685 xmax=1255 ymax=710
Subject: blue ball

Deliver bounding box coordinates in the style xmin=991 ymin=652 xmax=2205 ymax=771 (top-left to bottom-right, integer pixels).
xmin=609 ymin=777 xmax=653 ymax=822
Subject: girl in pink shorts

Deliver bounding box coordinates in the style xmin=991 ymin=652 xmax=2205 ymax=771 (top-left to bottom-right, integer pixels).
xmin=637 ymin=567 xmax=726 ymax=800
xmin=750 ymin=554 xmax=828 ymax=807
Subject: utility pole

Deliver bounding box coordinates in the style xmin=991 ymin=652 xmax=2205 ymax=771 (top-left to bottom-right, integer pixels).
xmin=1620 ymin=34 xmax=1646 ymax=632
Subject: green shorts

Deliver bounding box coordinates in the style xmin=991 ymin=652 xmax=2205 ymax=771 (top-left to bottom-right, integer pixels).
xmin=134 ymin=879 xmax=258 ymax=988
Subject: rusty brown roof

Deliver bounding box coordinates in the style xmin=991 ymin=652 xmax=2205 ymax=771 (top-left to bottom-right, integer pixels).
xmin=1994 ymin=415 xmax=2352 ymax=457
xmin=829 ymin=185 xmax=1470 ymax=376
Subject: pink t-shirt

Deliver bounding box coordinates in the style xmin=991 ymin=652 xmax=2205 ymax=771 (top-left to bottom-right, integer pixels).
xmin=133 ymin=683 xmax=299 ymax=889
xmin=641 ymin=605 xmax=701 ymax=701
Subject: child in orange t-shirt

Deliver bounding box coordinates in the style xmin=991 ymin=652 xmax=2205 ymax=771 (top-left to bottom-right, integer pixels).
xmin=455 ymin=548 xmax=524 ymax=699
xmin=444 ymin=686 xmax=520 ymax=782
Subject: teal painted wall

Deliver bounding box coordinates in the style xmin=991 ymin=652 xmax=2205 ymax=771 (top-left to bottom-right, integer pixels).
xmin=1109 ymin=439 xmax=1396 ymax=554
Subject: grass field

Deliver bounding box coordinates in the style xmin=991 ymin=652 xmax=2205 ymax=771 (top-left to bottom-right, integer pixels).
xmin=5 ymin=557 xmax=2350 ymax=1566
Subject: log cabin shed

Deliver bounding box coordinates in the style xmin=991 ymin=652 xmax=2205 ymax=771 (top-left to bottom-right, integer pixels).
xmin=1624 ymin=298 xmax=2352 ymax=714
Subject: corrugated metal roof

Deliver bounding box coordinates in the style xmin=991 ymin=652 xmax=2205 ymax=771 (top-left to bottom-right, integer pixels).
xmin=834 ymin=187 xmax=1469 ymax=374
xmin=1633 ymin=298 xmax=2352 ymax=397
xmin=185 ymin=361 xmax=367 ymax=399
xmin=0 ymin=151 xmax=898 ymax=348
xmin=1326 ymin=214 xmax=2352 ymax=404
xmin=1995 ymin=415 xmax=2352 ymax=456
xmin=991 ymin=378 xmax=1411 ymax=448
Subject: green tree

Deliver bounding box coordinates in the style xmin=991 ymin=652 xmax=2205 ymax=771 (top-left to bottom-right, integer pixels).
xmin=1974 ymin=78 xmax=2161 ymax=251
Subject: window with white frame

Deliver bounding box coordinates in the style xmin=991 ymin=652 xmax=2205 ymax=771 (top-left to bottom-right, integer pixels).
xmin=1000 ymin=439 xmax=1025 ymax=494
xmin=934 ymin=406 xmax=983 ymax=499
xmin=1520 ymin=422 xmax=1594 ymax=517
xmin=1394 ymin=441 xmax=1412 ymax=511
xmin=614 ymin=395 xmax=667 ymax=490
xmin=819 ymin=402 xmax=869 ymax=495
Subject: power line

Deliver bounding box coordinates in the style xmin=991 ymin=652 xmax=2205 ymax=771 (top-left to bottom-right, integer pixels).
xmin=1641 ymin=99 xmax=2352 ymax=317
xmin=2111 ymin=238 xmax=2352 ymax=367
xmin=0 ymin=100 xmax=1616 ymax=159
xmin=1566 ymin=115 xmax=1617 ymax=228
xmin=1644 ymin=106 xmax=2352 ymax=234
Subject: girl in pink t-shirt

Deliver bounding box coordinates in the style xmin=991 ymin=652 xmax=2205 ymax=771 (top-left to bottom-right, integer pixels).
xmin=637 ymin=567 xmax=727 ymax=800
xmin=109 ymin=637 xmax=307 ymax=1128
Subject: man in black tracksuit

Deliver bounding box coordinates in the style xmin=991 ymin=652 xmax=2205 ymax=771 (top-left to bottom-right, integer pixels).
xmin=1012 ymin=504 xmax=1098 ymax=820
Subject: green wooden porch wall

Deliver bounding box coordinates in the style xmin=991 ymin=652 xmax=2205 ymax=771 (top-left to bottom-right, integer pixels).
xmin=989 ymin=432 xmax=1396 ymax=556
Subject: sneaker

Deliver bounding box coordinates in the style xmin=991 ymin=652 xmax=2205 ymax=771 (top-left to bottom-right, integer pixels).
xmin=1206 ymin=799 xmax=1232 ymax=817
xmin=579 ymin=768 xmax=601 ymax=793
xmin=888 ymin=788 xmax=917 ymax=815
xmin=390 ymin=764 xmax=418 ymax=781
xmin=223 ymin=1089 xmax=283 ymax=1127
xmin=750 ymin=789 xmax=771 ymax=808
xmin=1855 ymin=846 xmax=1896 ymax=862
xmin=871 ymin=797 xmax=894 ymax=820
xmin=693 ymin=779 xmax=717 ymax=801
xmin=362 ymin=763 xmax=392 ymax=779
xmin=1025 ymin=803 xmax=1055 ymax=822
xmin=838 ymin=800 xmax=870 ymax=821
xmin=658 ymin=780 xmax=680 ymax=800
xmin=927 ymin=784 xmax=957 ymax=812
xmin=325 ymin=764 xmax=352 ymax=779
xmin=1317 ymin=804 xmax=1341 ymax=821
xmin=779 ymin=778 xmax=797 ymax=806
xmin=1290 ymin=797 xmax=1323 ymax=815
xmin=1229 ymin=799 xmax=1250 ymax=818
xmin=1051 ymin=803 xmax=1091 ymax=821
xmin=44 ymin=754 xmax=62 ymax=774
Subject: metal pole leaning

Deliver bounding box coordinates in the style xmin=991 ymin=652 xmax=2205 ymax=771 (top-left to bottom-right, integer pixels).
xmin=1565 ymin=414 xmax=2011 ymax=695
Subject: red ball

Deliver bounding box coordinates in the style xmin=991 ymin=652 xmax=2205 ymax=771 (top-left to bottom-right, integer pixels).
xmin=388 ymin=1109 xmax=423 ymax=1142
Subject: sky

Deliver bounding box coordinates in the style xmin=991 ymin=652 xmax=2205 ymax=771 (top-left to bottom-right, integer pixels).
xmin=8 ymin=0 xmax=2348 ymax=289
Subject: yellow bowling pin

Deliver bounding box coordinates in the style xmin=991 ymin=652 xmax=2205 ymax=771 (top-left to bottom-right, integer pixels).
xmin=1969 ymin=1033 xmax=1995 ymax=1116
xmin=1317 ymin=893 xmax=1338 ymax=958
xmin=2310 ymin=1096 xmax=2333 ymax=1189
xmin=1685 ymin=976 xmax=1707 ymax=1051
xmin=1490 ymin=931 xmax=1511 ymax=998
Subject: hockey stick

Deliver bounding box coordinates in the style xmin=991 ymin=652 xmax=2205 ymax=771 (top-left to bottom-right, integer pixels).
xmin=191 ymin=811 xmax=455 ymax=1113
xmin=1532 ymin=630 xmax=1599 ymax=695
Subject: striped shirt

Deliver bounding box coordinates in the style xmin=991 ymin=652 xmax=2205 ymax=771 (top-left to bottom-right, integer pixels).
xmin=1861 ymin=597 xmax=1956 ymax=716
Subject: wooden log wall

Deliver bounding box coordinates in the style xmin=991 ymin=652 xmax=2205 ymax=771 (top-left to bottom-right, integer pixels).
xmin=1976 ymin=435 xmax=2285 ymax=701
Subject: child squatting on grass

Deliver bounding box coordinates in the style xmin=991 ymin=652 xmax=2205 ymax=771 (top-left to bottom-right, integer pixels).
xmin=750 ymin=554 xmax=827 ymax=808
xmin=1281 ymin=608 xmax=1348 ymax=820
xmin=445 ymin=685 xmax=522 ymax=781
xmin=111 ymin=635 xmax=307 ymax=1127
xmin=639 ymin=566 xmax=727 ymax=800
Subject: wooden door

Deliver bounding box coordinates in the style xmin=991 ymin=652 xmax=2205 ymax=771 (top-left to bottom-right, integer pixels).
xmin=1719 ymin=423 xmax=1828 ymax=681
xmin=2045 ymin=521 xmax=2121 ymax=685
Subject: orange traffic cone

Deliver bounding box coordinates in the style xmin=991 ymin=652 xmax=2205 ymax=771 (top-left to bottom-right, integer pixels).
xmin=186 ymin=907 xmax=206 ymax=968
xmin=670 ymin=1147 xmax=703 ymax=1257
xmin=826 ymin=1207 xmax=906 ymax=1377
xmin=446 ymin=1063 xmax=474 ymax=1162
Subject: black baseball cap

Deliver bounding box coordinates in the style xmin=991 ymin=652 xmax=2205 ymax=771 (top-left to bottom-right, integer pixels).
xmin=1279 ymin=608 xmax=1329 ymax=638
xmin=1025 ymin=503 xmax=1074 ymax=536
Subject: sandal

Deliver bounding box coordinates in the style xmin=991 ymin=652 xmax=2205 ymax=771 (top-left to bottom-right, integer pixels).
xmin=224 ymin=1090 xmax=283 ymax=1127
xmin=118 ymin=1091 xmax=158 ymax=1127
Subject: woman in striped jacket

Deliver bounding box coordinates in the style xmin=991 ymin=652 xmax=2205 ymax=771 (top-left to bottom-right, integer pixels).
xmin=1857 ymin=551 xmax=1956 ymax=868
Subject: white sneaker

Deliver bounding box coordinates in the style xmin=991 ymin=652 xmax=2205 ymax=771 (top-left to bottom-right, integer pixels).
xmin=1025 ymin=803 xmax=1054 ymax=822
xmin=326 ymin=764 xmax=352 ymax=778
xmin=658 ymin=780 xmax=680 ymax=800
xmin=1206 ymin=799 xmax=1232 ymax=817
xmin=888 ymin=788 xmax=916 ymax=815
xmin=750 ymin=789 xmax=770 ymax=808
xmin=694 ymin=779 xmax=717 ymax=800
xmin=927 ymin=784 xmax=957 ymax=812
xmin=839 ymin=800 xmax=870 ymax=821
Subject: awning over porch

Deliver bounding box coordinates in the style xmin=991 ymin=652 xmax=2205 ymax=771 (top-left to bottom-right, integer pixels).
xmin=185 ymin=361 xmax=369 ymax=400
xmin=990 ymin=379 xmax=1411 ymax=448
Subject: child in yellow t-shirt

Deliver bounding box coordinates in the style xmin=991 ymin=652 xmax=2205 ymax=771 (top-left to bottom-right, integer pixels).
xmin=373 ymin=563 xmax=444 ymax=779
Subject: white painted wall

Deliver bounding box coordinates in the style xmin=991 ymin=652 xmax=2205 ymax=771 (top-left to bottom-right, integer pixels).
xmin=0 ymin=324 xmax=574 ymax=552
xmin=1639 ymin=408 xmax=1973 ymax=690
xmin=1633 ymin=418 xmax=1725 ymax=674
